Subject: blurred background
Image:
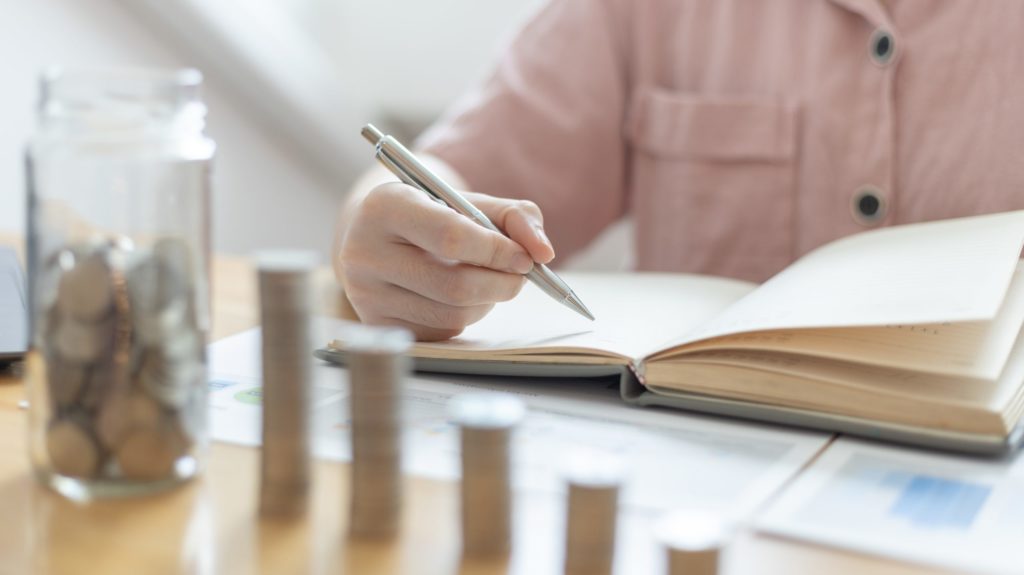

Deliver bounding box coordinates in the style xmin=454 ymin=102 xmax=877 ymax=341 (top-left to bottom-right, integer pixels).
xmin=0 ymin=0 xmax=630 ymax=269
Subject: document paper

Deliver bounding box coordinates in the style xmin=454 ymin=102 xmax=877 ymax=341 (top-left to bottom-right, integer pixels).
xmin=207 ymin=321 xmax=831 ymax=516
xmin=758 ymin=437 xmax=1024 ymax=574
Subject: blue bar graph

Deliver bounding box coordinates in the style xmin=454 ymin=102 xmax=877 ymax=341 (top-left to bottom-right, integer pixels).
xmin=889 ymin=474 xmax=992 ymax=529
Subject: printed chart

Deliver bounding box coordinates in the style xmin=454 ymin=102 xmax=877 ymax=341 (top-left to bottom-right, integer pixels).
xmin=208 ymin=325 xmax=831 ymax=516
xmin=760 ymin=438 xmax=1024 ymax=574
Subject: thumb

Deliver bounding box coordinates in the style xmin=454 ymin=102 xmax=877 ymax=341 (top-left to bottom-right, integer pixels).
xmin=462 ymin=192 xmax=555 ymax=265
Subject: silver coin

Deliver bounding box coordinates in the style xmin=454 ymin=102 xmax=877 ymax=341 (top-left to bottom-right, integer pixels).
xmin=135 ymin=298 xmax=192 ymax=347
xmin=41 ymin=240 xmax=208 ymax=484
xmin=349 ymin=468 xmax=402 ymax=539
xmin=56 ymin=250 xmax=114 ymax=322
xmin=350 ymin=455 xmax=402 ymax=486
xmin=45 ymin=354 xmax=88 ymax=408
xmin=53 ymin=314 xmax=114 ymax=364
xmin=47 ymin=415 xmax=101 ymax=479
xmin=657 ymin=510 xmax=731 ymax=575
xmin=451 ymin=394 xmax=524 ymax=558
xmin=153 ymin=237 xmax=194 ymax=291
xmin=160 ymin=322 xmax=202 ymax=361
xmin=351 ymin=427 xmax=402 ymax=454
xmin=96 ymin=389 xmax=165 ymax=450
xmin=115 ymin=422 xmax=187 ymax=481
xmin=564 ymin=481 xmax=620 ymax=575
xmin=257 ymin=260 xmax=314 ymax=518
xmin=174 ymin=382 xmax=207 ymax=447
xmin=81 ymin=360 xmax=118 ymax=411
xmin=127 ymin=240 xmax=192 ymax=312
xmin=346 ymin=334 xmax=410 ymax=539
xmin=125 ymin=255 xmax=161 ymax=312
xmin=259 ymin=481 xmax=310 ymax=518
xmin=138 ymin=347 xmax=201 ymax=409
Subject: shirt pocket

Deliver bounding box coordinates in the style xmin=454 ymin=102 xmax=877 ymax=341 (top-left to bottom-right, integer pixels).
xmin=626 ymin=87 xmax=799 ymax=281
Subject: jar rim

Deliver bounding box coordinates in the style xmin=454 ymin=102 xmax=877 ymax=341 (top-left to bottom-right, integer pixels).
xmin=40 ymin=66 xmax=203 ymax=103
xmin=37 ymin=66 xmax=207 ymax=139
xmin=40 ymin=66 xmax=203 ymax=113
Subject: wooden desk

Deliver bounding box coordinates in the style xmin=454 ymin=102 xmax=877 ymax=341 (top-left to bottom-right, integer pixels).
xmin=0 ymin=242 xmax=950 ymax=574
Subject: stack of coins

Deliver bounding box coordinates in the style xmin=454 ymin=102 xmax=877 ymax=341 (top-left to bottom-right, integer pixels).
xmin=450 ymin=393 xmax=526 ymax=558
xmin=257 ymin=251 xmax=317 ymax=517
xmin=656 ymin=510 xmax=733 ymax=575
xmin=345 ymin=324 xmax=412 ymax=539
xmin=42 ymin=237 xmax=204 ymax=483
xmin=563 ymin=452 xmax=623 ymax=575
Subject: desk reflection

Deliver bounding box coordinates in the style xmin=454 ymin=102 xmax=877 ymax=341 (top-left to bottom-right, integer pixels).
xmin=28 ymin=481 xmax=214 ymax=575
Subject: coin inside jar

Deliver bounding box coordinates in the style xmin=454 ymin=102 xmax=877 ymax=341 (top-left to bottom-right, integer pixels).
xmin=56 ymin=250 xmax=114 ymax=322
xmin=53 ymin=314 xmax=114 ymax=364
xmin=96 ymin=390 xmax=164 ymax=450
xmin=40 ymin=240 xmax=204 ymax=486
xmin=80 ymin=359 xmax=117 ymax=411
xmin=116 ymin=421 xmax=188 ymax=480
xmin=47 ymin=417 xmax=101 ymax=478
xmin=46 ymin=355 xmax=88 ymax=408
xmin=138 ymin=346 xmax=200 ymax=409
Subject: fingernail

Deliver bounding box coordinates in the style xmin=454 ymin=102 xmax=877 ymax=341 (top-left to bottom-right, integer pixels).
xmin=511 ymin=252 xmax=534 ymax=274
xmin=532 ymin=224 xmax=552 ymax=249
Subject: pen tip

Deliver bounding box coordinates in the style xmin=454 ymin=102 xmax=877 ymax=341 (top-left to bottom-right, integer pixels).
xmin=566 ymin=293 xmax=596 ymax=321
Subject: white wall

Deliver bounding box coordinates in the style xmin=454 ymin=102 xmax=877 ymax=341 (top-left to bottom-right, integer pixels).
xmin=0 ymin=0 xmax=630 ymax=269
xmin=293 ymin=0 xmax=547 ymax=129
xmin=0 ymin=0 xmax=339 ymax=257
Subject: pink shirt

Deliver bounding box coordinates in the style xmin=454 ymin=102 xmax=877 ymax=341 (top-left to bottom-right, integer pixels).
xmin=419 ymin=0 xmax=1024 ymax=282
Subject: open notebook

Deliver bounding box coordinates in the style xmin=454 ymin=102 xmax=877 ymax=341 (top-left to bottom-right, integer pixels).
xmin=318 ymin=211 xmax=1024 ymax=455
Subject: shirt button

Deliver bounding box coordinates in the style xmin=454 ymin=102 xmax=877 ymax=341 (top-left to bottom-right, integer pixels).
xmin=851 ymin=186 xmax=887 ymax=225
xmin=869 ymin=29 xmax=895 ymax=66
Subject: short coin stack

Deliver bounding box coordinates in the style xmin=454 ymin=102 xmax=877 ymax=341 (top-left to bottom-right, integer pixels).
xmin=42 ymin=238 xmax=204 ymax=484
xmin=345 ymin=324 xmax=412 ymax=539
xmin=257 ymin=251 xmax=317 ymax=517
xmin=657 ymin=510 xmax=733 ymax=575
xmin=563 ymin=453 xmax=623 ymax=575
xmin=450 ymin=393 xmax=526 ymax=558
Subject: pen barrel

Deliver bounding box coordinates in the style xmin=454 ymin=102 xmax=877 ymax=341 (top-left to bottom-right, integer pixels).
xmin=528 ymin=264 xmax=571 ymax=303
xmin=378 ymin=137 xmax=502 ymax=234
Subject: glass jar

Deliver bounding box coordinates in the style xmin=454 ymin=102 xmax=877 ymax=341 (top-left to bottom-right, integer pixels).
xmin=25 ymin=67 xmax=215 ymax=499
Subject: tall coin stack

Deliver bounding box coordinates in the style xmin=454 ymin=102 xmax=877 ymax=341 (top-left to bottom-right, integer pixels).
xmin=257 ymin=251 xmax=317 ymax=517
xmin=657 ymin=510 xmax=733 ymax=575
xmin=41 ymin=237 xmax=204 ymax=487
xmin=563 ymin=453 xmax=623 ymax=575
xmin=345 ymin=324 xmax=412 ymax=539
xmin=450 ymin=393 xmax=526 ymax=558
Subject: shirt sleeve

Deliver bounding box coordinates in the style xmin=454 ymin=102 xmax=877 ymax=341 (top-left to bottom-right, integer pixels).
xmin=417 ymin=0 xmax=630 ymax=259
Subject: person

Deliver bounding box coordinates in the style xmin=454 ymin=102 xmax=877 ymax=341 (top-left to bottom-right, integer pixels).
xmin=333 ymin=0 xmax=1024 ymax=341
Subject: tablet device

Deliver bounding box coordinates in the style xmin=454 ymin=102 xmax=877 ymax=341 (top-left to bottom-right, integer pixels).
xmin=0 ymin=247 xmax=27 ymax=364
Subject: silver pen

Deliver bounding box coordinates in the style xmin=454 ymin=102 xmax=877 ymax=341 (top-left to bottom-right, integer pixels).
xmin=361 ymin=123 xmax=595 ymax=321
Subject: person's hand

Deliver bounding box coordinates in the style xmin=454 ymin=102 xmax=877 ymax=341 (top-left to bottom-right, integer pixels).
xmin=336 ymin=182 xmax=555 ymax=341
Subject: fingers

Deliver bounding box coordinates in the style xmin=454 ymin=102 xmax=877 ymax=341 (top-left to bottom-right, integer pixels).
xmin=468 ymin=193 xmax=555 ymax=264
xmin=362 ymin=317 xmax=463 ymax=343
xmin=364 ymin=185 xmax=534 ymax=274
xmin=338 ymin=182 xmax=557 ymax=342
xmin=354 ymin=243 xmax=526 ymax=307
xmin=344 ymin=278 xmax=495 ymax=341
